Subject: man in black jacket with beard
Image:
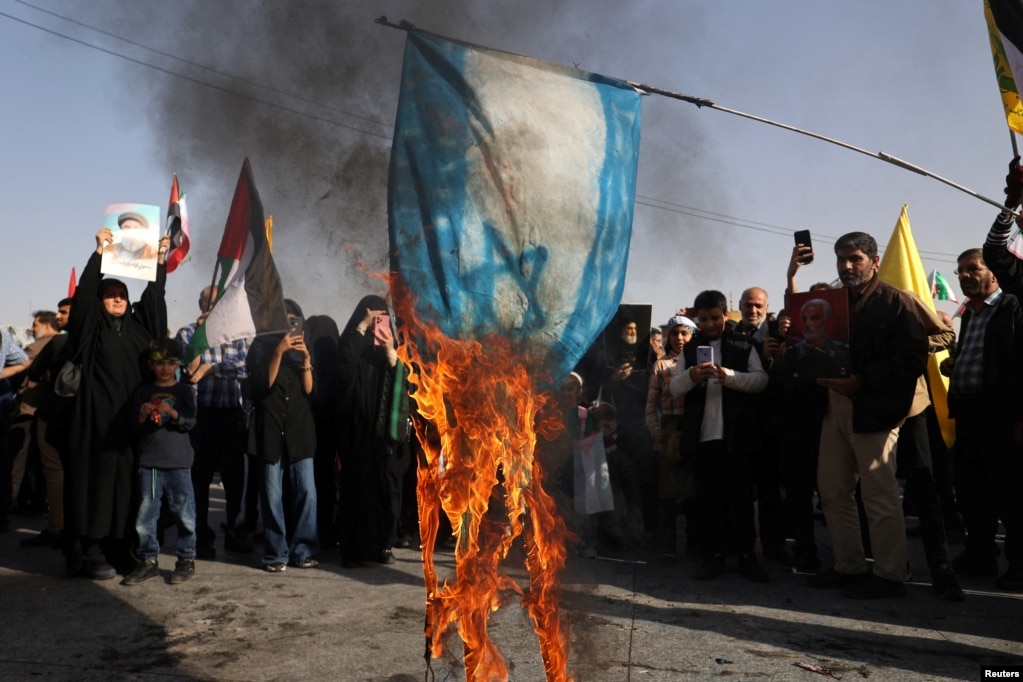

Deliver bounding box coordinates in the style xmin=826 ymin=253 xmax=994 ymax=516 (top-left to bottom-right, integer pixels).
xmin=809 ymin=232 xmax=928 ymax=599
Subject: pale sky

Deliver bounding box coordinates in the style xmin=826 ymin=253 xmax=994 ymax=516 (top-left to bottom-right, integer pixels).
xmin=0 ymin=0 xmax=1007 ymax=334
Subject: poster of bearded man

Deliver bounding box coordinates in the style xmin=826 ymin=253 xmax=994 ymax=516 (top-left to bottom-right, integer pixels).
xmin=100 ymin=203 xmax=161 ymax=282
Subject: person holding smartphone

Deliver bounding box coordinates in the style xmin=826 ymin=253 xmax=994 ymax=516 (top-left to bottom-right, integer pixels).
xmin=669 ymin=290 xmax=769 ymax=583
xmin=335 ymin=295 xmax=410 ymax=568
xmin=246 ymin=298 xmax=319 ymax=572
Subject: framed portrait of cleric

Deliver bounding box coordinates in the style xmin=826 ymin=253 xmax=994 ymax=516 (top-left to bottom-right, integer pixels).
xmin=779 ymin=288 xmax=851 ymax=381
xmin=100 ymin=203 xmax=161 ymax=282
xmin=783 ymin=289 xmax=849 ymax=344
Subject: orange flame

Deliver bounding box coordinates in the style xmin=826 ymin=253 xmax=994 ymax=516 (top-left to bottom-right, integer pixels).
xmin=391 ymin=275 xmax=574 ymax=682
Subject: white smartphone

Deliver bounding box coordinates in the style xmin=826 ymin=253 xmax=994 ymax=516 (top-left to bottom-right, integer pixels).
xmin=696 ymin=345 xmax=714 ymax=365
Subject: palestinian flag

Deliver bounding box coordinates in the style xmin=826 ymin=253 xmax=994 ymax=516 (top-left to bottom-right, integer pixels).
xmin=928 ymin=270 xmax=958 ymax=303
xmin=165 ymin=175 xmax=190 ymax=273
xmin=184 ymin=158 xmax=288 ymax=361
xmin=985 ymin=0 xmax=1023 ymax=134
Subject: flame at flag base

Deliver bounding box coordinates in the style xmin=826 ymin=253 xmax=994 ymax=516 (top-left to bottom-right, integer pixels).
xmin=394 ymin=284 xmax=572 ymax=682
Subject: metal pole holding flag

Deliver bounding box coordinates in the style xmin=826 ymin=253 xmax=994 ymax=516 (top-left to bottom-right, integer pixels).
xmin=626 ymin=80 xmax=1015 ymax=213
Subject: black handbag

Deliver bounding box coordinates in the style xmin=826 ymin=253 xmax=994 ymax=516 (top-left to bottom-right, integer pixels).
xmin=53 ymin=360 xmax=81 ymax=398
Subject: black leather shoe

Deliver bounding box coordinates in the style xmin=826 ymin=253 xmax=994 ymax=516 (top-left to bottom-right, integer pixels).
xmin=842 ymin=574 xmax=905 ymax=599
xmin=807 ymin=569 xmax=868 ymax=589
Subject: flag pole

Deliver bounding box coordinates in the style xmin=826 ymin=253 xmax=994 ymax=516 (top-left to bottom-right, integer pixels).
xmin=1012 ymin=130 xmax=1019 ymax=159
xmin=628 ymin=80 xmax=1015 ymax=213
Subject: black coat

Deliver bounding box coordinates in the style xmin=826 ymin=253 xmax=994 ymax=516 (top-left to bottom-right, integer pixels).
xmin=66 ymin=251 xmax=166 ymax=539
xmin=845 ymin=277 xmax=928 ymax=434
xmin=246 ymin=334 xmax=316 ymax=464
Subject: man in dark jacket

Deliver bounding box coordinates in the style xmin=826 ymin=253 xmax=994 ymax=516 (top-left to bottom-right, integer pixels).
xmin=810 ymin=232 xmax=928 ymax=599
xmin=943 ymin=248 xmax=1023 ymax=591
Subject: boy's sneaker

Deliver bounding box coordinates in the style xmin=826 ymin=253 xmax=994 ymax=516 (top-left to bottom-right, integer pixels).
xmin=264 ymin=561 xmax=286 ymax=573
xmin=170 ymin=558 xmax=195 ymax=584
xmin=122 ymin=560 xmax=160 ymax=586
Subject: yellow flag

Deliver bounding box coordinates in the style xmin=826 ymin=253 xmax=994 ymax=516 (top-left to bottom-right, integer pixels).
xmin=877 ymin=205 xmax=954 ymax=447
xmin=265 ymin=215 xmax=273 ymax=253
xmin=985 ymin=0 xmax=1023 ymax=135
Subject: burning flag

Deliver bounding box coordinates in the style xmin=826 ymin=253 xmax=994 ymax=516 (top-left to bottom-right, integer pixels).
xmin=184 ymin=158 xmax=288 ymax=361
xmin=388 ymin=29 xmax=642 ymax=681
xmin=985 ymin=0 xmax=1023 ymax=134
xmin=928 ymin=270 xmax=958 ymax=303
xmin=165 ymin=174 xmax=190 ymax=273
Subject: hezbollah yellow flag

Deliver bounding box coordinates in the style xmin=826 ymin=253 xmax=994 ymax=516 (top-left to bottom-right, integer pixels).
xmin=985 ymin=0 xmax=1023 ymax=135
xmin=877 ymin=205 xmax=954 ymax=447
xmin=265 ymin=215 xmax=273 ymax=253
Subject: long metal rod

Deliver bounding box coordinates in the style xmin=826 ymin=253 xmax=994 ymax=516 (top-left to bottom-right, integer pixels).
xmin=628 ymin=80 xmax=1012 ymax=213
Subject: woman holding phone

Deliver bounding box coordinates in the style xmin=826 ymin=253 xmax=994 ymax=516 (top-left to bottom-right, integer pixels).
xmin=246 ymin=298 xmax=319 ymax=572
xmin=335 ymin=295 xmax=410 ymax=568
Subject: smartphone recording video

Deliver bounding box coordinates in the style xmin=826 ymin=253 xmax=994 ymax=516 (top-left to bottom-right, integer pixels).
xmin=794 ymin=230 xmax=814 ymax=264
xmin=373 ymin=313 xmax=391 ymax=347
xmin=696 ymin=345 xmax=714 ymax=365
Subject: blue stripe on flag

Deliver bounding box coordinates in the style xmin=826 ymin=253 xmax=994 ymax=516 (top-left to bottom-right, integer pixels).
xmin=389 ymin=32 xmax=642 ymax=383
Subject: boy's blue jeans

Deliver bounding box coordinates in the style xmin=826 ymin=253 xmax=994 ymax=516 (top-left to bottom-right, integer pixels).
xmin=135 ymin=467 xmax=197 ymax=561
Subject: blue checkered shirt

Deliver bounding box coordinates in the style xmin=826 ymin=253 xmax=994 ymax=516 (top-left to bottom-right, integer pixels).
xmin=175 ymin=323 xmax=248 ymax=409
xmin=951 ymin=288 xmax=1002 ymax=395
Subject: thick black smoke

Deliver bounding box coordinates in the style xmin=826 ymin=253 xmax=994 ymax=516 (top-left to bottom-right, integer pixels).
xmin=103 ymin=0 xmax=724 ymax=325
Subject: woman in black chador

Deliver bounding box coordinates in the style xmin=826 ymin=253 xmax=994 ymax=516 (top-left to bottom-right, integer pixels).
xmin=335 ymin=295 xmax=410 ymax=568
xmin=65 ymin=228 xmax=168 ymax=579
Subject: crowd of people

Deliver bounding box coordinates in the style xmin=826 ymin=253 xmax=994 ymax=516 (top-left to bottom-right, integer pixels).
xmin=1 ymin=162 xmax=1021 ymax=604
xmin=552 ymin=159 xmax=1023 ymax=601
xmin=1 ymin=229 xmax=413 ymax=584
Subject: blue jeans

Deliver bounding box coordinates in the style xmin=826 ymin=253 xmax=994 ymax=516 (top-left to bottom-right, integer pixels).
xmin=135 ymin=467 xmax=196 ymax=561
xmin=261 ymin=456 xmax=318 ymax=565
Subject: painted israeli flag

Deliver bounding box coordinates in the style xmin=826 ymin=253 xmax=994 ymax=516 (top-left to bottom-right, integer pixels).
xmin=388 ymin=32 xmax=643 ymax=383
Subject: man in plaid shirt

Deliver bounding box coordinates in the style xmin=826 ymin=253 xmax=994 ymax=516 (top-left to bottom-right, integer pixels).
xmin=176 ymin=287 xmax=250 ymax=559
xmin=943 ymin=244 xmax=1023 ymax=592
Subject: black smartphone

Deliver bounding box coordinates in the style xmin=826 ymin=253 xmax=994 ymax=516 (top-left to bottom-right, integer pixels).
xmin=288 ymin=316 xmax=304 ymax=337
xmin=794 ymin=229 xmax=813 ymax=264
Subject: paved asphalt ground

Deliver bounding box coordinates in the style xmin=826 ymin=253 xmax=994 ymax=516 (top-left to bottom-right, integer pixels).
xmin=1 ymin=483 xmax=1022 ymax=681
